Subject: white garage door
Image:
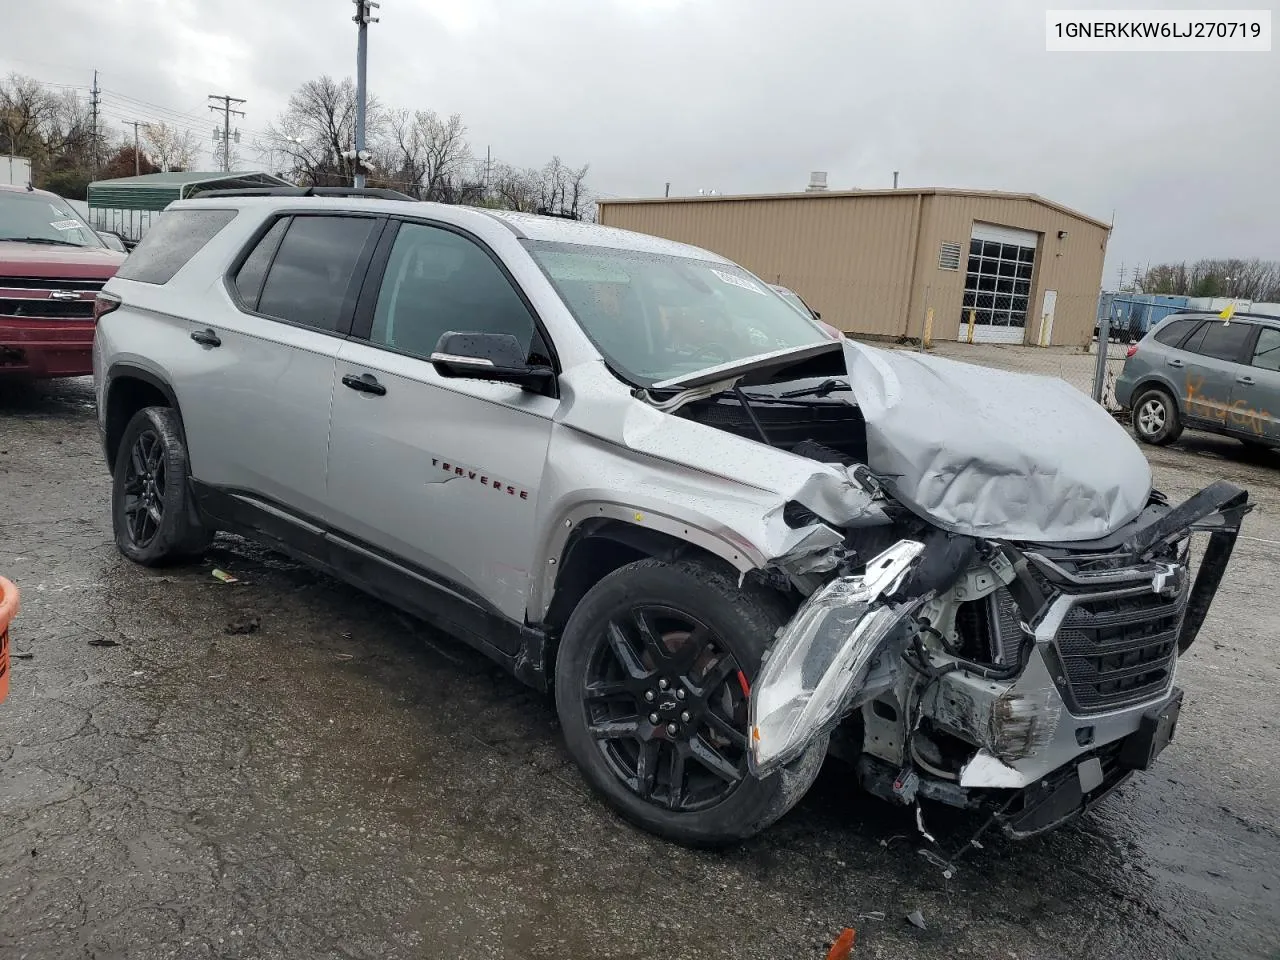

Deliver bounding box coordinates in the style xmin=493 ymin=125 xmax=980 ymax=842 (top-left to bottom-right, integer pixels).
xmin=961 ymin=222 xmax=1038 ymax=344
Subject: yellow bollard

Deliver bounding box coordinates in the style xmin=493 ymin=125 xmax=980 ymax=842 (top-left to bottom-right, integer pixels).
xmin=966 ymin=309 xmax=976 ymax=344
xmin=923 ymin=307 xmax=934 ymax=349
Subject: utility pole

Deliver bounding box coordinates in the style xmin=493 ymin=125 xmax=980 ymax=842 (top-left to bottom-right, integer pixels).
xmin=351 ymin=0 xmax=380 ymax=189
xmin=893 ymin=170 xmax=899 ymax=188
xmin=90 ymin=70 xmax=100 ymax=176
xmin=131 ymin=121 xmax=141 ymax=176
xmin=208 ymin=93 xmax=246 ymax=172
xmin=485 ymin=145 xmax=491 ymax=199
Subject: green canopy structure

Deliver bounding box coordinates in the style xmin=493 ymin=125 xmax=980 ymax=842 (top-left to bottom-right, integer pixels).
xmin=87 ymin=171 xmax=292 ymax=242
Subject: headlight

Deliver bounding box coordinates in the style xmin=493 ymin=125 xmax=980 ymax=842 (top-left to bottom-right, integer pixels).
xmin=749 ymin=540 xmax=925 ymax=776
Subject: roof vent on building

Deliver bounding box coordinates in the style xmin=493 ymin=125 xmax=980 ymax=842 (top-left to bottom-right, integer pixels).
xmin=806 ymin=171 xmax=828 ymax=192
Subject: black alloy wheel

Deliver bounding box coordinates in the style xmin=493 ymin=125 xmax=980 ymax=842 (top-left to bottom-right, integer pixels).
xmin=555 ymin=557 xmax=828 ymax=845
xmin=122 ymin=428 xmax=167 ymax=548
xmin=111 ymin=405 xmax=212 ymax=566
xmin=584 ymin=604 xmax=750 ymax=812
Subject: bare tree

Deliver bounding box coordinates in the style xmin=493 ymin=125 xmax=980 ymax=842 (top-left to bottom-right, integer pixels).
xmin=377 ymin=109 xmax=473 ymax=199
xmin=142 ymin=122 xmax=198 ymax=172
xmin=1140 ymin=258 xmax=1280 ymax=301
xmin=265 ymin=76 xmax=384 ymax=186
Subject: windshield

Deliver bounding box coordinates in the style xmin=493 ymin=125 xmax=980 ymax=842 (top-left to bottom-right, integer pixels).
xmin=0 ymin=190 xmax=103 ymax=248
xmin=771 ymin=286 xmax=812 ymax=317
xmin=526 ymin=241 xmax=829 ymax=385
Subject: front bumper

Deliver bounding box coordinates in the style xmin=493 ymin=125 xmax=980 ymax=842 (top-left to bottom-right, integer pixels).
xmin=858 ymin=687 xmax=1184 ymax=838
xmin=0 ymin=319 xmax=95 ymax=378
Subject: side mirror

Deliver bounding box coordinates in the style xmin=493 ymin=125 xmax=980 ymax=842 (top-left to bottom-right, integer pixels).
xmin=96 ymin=231 xmax=126 ymax=253
xmin=430 ymin=331 xmax=554 ymax=388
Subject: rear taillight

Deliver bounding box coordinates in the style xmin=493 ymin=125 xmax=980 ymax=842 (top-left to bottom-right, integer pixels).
xmin=93 ymin=292 xmax=121 ymax=322
xmin=1125 ymin=343 xmax=1139 ymax=359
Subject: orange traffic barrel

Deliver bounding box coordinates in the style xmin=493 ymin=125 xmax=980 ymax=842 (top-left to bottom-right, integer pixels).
xmin=0 ymin=576 xmax=18 ymax=704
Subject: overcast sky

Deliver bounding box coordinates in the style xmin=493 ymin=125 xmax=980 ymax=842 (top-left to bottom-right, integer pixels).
xmin=3 ymin=0 xmax=1275 ymax=285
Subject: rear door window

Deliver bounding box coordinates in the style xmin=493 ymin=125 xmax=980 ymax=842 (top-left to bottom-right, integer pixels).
xmin=1153 ymin=318 xmax=1199 ymax=347
xmin=233 ymin=217 xmax=290 ymax=310
xmin=256 ymin=215 xmax=381 ymax=333
xmin=115 ymin=209 xmax=237 ymax=284
xmin=1181 ymin=322 xmax=1210 ymax=355
xmin=1193 ymin=320 xmax=1254 ymax=363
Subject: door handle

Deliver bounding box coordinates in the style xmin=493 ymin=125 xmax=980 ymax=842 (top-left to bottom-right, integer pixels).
xmin=190 ymin=328 xmax=221 ymax=347
xmin=1166 ymin=358 xmax=1184 ymax=368
xmin=1237 ymin=375 xmax=1255 ymax=386
xmin=342 ymin=372 xmax=387 ymax=396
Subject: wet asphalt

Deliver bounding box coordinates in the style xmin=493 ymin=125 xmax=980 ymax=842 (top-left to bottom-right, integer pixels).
xmin=1 ymin=378 xmax=1277 ymax=960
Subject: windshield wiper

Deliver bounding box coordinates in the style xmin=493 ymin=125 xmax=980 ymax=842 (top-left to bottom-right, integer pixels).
xmin=2 ymin=236 xmax=82 ymax=247
xmin=777 ymin=378 xmax=851 ymax=398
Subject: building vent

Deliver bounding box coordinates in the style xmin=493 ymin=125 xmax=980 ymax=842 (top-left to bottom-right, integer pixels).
xmin=938 ymin=240 xmax=963 ymax=271
xmin=806 ymin=171 xmax=828 ymax=192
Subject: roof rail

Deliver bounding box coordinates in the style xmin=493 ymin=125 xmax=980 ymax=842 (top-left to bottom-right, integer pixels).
xmin=188 ymin=186 xmax=418 ymax=201
xmin=535 ymin=206 xmax=582 ymax=221
xmin=1173 ymin=309 xmax=1280 ymax=321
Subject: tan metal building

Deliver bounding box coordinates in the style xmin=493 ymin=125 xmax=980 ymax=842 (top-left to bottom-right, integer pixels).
xmin=596 ymin=188 xmax=1112 ymax=347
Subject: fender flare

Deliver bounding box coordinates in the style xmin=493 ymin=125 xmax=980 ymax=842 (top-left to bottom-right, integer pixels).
xmin=102 ymin=361 xmax=185 ymax=471
xmin=528 ymin=502 xmax=764 ymax=623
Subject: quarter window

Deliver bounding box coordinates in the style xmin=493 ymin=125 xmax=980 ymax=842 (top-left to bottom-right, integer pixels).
xmin=1252 ymin=327 xmax=1280 ymax=372
xmin=1153 ymin=318 xmax=1199 ymax=347
xmin=1193 ymin=320 xmax=1253 ymax=363
xmin=233 ymin=217 xmax=290 ymax=310
xmin=368 ymin=222 xmax=538 ymax=361
xmin=257 ymin=216 xmax=380 ymax=332
xmin=115 ymin=209 xmax=237 ymax=284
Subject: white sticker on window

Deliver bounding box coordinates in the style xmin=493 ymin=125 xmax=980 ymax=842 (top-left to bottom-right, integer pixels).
xmin=711 ymin=269 xmax=764 ymax=295
xmin=49 ymin=220 xmax=82 ymax=231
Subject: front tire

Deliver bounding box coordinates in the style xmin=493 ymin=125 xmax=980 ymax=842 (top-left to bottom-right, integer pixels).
xmin=111 ymin=406 xmax=212 ymax=566
xmin=1132 ymin=387 xmax=1182 ymax=445
xmin=555 ymin=557 xmax=826 ymax=846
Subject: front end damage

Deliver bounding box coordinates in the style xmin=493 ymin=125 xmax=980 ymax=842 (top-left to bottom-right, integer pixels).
xmin=749 ymin=479 xmax=1250 ymax=837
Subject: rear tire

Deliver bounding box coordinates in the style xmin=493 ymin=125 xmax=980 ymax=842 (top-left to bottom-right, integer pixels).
xmin=1132 ymin=387 xmax=1182 ymax=445
xmin=112 ymin=406 xmax=212 ymax=566
xmin=555 ymin=557 xmax=826 ymax=847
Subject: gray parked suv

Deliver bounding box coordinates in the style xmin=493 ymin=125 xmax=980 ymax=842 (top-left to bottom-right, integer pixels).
xmin=1115 ymin=311 xmax=1280 ymax=449
xmin=93 ymin=188 xmax=1250 ymax=846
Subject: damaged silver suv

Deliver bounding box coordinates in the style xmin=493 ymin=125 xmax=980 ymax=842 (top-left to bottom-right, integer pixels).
xmin=93 ymin=188 xmax=1250 ymax=846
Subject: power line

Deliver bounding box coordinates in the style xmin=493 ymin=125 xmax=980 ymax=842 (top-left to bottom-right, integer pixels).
xmin=208 ymin=93 xmax=246 ymax=173
xmin=90 ymin=69 xmax=100 ymax=176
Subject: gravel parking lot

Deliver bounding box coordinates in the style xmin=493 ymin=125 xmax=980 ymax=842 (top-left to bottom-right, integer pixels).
xmin=2 ymin=376 xmax=1278 ymax=960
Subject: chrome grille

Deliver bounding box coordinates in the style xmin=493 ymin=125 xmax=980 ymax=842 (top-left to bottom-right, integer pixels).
xmin=0 ymin=279 xmax=100 ymax=321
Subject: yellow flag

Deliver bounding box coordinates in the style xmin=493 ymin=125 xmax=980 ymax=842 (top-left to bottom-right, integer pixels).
xmin=1219 ymin=302 xmax=1236 ymax=321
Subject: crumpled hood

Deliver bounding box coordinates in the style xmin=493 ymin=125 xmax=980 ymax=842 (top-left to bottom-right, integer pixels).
xmin=841 ymin=340 xmax=1152 ymax=542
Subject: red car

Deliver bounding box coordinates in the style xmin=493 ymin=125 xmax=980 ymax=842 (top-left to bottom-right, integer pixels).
xmin=1 ymin=183 xmax=126 ymax=379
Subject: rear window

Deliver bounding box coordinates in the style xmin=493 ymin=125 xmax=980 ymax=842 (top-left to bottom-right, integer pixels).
xmin=1153 ymin=318 xmax=1199 ymax=347
xmin=115 ymin=209 xmax=237 ymax=284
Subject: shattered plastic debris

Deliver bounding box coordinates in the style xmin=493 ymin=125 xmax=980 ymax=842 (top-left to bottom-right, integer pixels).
xmin=11 ymin=650 xmax=33 ymax=659
xmin=906 ymin=909 xmax=927 ymax=930
xmin=87 ymin=637 xmax=119 ymax=647
xmin=915 ymin=805 xmax=938 ymax=844
xmin=824 ymin=927 xmax=857 ymax=960
xmin=918 ymin=848 xmax=956 ymax=879
xmin=211 ymin=568 xmax=239 ymax=583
